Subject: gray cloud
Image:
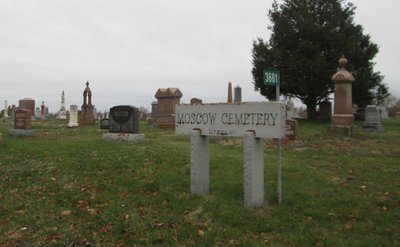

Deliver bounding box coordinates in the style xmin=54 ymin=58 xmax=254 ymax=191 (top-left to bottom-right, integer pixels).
xmin=1 ymin=0 xmax=399 ymax=112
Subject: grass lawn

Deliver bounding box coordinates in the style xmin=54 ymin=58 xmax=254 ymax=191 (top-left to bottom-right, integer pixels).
xmin=0 ymin=118 xmax=399 ymax=246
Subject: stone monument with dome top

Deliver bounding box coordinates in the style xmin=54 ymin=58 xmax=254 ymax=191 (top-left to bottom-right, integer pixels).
xmin=328 ymin=55 xmax=355 ymax=136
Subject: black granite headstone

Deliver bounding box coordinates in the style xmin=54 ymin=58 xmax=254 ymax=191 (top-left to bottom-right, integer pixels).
xmin=109 ymin=105 xmax=139 ymax=133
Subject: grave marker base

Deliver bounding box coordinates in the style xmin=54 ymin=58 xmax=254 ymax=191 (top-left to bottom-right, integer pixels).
xmin=327 ymin=125 xmax=357 ymax=137
xmin=103 ymin=133 xmax=145 ymax=142
xmin=362 ymin=123 xmax=384 ymax=131
xmin=9 ymin=129 xmax=36 ymax=137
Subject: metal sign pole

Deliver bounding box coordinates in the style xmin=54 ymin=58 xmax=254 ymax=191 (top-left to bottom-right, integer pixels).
xmin=276 ymin=85 xmax=282 ymax=204
xmin=264 ymin=68 xmax=282 ymax=205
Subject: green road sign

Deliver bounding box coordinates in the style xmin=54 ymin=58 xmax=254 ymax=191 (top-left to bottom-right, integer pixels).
xmin=263 ymin=69 xmax=280 ymax=86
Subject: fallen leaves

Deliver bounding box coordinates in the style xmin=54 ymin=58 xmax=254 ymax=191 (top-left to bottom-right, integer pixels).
xmin=61 ymin=210 xmax=72 ymax=216
xmin=43 ymin=233 xmax=63 ymax=244
xmin=304 ymin=216 xmax=313 ymax=222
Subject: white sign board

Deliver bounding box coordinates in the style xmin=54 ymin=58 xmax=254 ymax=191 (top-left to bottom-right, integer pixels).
xmin=175 ymin=102 xmax=286 ymax=138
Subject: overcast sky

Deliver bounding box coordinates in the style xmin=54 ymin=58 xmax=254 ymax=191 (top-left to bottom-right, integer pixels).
xmin=1 ymin=0 xmax=399 ymax=113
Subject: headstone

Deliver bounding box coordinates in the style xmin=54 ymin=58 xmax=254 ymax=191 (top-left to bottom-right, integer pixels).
xmin=58 ymin=90 xmax=67 ymax=120
xmin=11 ymin=105 xmax=16 ymax=121
xmin=103 ymin=110 xmax=109 ymax=119
xmin=9 ymin=108 xmax=36 ymax=137
xmin=318 ymin=101 xmax=332 ymax=120
xmin=354 ymin=107 xmax=365 ymax=121
xmin=79 ymin=81 xmax=95 ymax=125
xmin=234 ymin=86 xmax=242 ymax=103
xmin=100 ymin=118 xmax=110 ymax=130
xmin=285 ymin=119 xmax=298 ymax=140
xmin=40 ymin=101 xmax=46 ymax=117
xmin=67 ymin=105 xmax=79 ymax=128
xmin=14 ymin=109 xmax=31 ymax=129
xmin=328 ymin=55 xmax=355 ymax=136
xmin=93 ymin=107 xmax=97 ymax=120
xmin=286 ymin=97 xmax=295 ymax=119
xmin=362 ymin=105 xmax=384 ymax=131
xmin=3 ymin=100 xmax=8 ymax=118
xmin=35 ymin=107 xmax=41 ymax=118
xmin=154 ymin=87 xmax=182 ymax=128
xmin=148 ymin=101 xmax=158 ymax=125
xmin=19 ymin=98 xmax=35 ymax=120
xmin=0 ymin=132 xmax=3 ymax=145
xmin=190 ymin=98 xmax=202 ymax=105
xmin=109 ymin=105 xmax=139 ymax=133
xmin=379 ymin=107 xmax=389 ymax=119
xmin=227 ymin=81 xmax=233 ymax=103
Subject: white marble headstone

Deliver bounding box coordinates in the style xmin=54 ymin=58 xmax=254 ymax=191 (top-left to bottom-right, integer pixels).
xmin=67 ymin=105 xmax=79 ymax=128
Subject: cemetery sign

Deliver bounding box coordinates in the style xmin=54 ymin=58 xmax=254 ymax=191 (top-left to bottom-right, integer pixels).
xmin=176 ymin=102 xmax=285 ymax=138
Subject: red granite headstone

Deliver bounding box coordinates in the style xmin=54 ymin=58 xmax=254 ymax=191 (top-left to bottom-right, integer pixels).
xmin=154 ymin=88 xmax=182 ymax=128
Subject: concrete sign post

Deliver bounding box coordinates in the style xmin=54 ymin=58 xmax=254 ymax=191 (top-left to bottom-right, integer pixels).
xmin=244 ymin=131 xmax=265 ymax=207
xmin=176 ymin=102 xmax=285 ymax=208
xmin=190 ymin=130 xmax=210 ymax=195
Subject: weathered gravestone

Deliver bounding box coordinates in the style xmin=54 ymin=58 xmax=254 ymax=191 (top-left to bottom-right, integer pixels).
xmin=11 ymin=105 xmax=16 ymax=121
xmin=35 ymin=107 xmax=41 ymax=119
xmin=379 ymin=107 xmax=389 ymax=119
xmin=176 ymin=102 xmax=286 ymax=208
xmin=154 ymin=88 xmax=182 ymax=128
xmin=9 ymin=108 xmax=36 ymax=137
xmin=0 ymin=132 xmax=3 ymax=145
xmin=14 ymin=109 xmax=31 ymax=129
xmin=19 ymin=98 xmax=35 ymax=120
xmin=318 ymin=101 xmax=332 ymax=120
xmin=227 ymin=81 xmax=233 ymax=103
xmin=100 ymin=118 xmax=110 ymax=130
xmin=40 ymin=101 xmax=46 ymax=118
xmin=234 ymin=86 xmax=242 ymax=103
xmin=67 ymin=105 xmax=79 ymax=128
xmin=79 ymin=81 xmax=95 ymax=125
xmin=190 ymin=98 xmax=202 ymax=105
xmin=286 ymin=97 xmax=296 ymax=119
xmin=328 ymin=55 xmax=356 ymax=136
xmin=58 ymin=91 xmax=67 ymax=120
xmin=148 ymin=101 xmax=158 ymax=125
xmin=362 ymin=105 xmax=384 ymax=131
xmin=103 ymin=105 xmax=144 ymax=142
xmin=3 ymin=100 xmax=8 ymax=118
xmin=285 ymin=119 xmax=298 ymax=141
